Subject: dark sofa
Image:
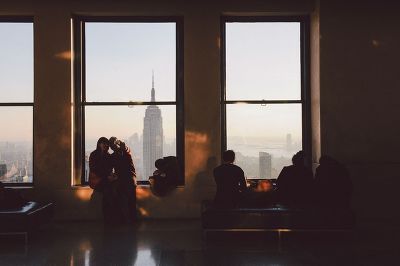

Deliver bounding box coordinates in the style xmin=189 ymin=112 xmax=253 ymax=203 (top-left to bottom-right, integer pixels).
xmin=201 ymin=200 xmax=355 ymax=239
xmin=0 ymin=201 xmax=54 ymax=243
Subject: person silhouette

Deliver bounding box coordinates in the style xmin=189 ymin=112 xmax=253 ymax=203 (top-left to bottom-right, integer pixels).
xmin=149 ymin=156 xmax=179 ymax=197
xmin=89 ymin=137 xmax=115 ymax=224
xmin=213 ymin=150 xmax=247 ymax=208
xmin=314 ymin=155 xmax=353 ymax=208
xmin=276 ymin=151 xmax=313 ymax=206
xmin=109 ymin=137 xmax=137 ymax=224
xmin=89 ymin=137 xmax=113 ymax=191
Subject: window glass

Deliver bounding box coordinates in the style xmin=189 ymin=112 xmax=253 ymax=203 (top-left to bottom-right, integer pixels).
xmin=84 ymin=105 xmax=176 ymax=182
xmin=0 ymin=23 xmax=33 ymax=102
xmin=0 ymin=107 xmax=33 ymax=183
xmin=226 ymin=22 xmax=300 ymax=101
xmin=85 ymin=23 xmax=176 ymax=102
xmin=226 ymin=104 xmax=302 ymax=179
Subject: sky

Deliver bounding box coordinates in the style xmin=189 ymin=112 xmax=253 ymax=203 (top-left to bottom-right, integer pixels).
xmin=0 ymin=21 xmax=302 ymax=144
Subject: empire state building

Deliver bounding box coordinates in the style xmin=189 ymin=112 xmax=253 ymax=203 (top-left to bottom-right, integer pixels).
xmin=143 ymin=73 xmax=164 ymax=179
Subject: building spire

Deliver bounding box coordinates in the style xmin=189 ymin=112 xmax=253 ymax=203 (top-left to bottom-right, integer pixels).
xmin=151 ymin=70 xmax=155 ymax=102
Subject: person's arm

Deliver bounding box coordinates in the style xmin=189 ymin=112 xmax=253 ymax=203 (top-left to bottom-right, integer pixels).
xmin=121 ymin=143 xmax=137 ymax=179
xmin=238 ymin=169 xmax=247 ymax=192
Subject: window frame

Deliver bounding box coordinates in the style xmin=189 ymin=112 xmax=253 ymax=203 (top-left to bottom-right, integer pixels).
xmin=220 ymin=16 xmax=312 ymax=170
xmin=0 ymin=17 xmax=34 ymax=187
xmin=73 ymin=16 xmax=184 ymax=186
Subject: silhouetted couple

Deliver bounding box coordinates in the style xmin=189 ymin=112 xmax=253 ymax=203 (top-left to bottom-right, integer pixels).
xmin=89 ymin=137 xmax=136 ymax=225
xmin=277 ymin=151 xmax=353 ymax=208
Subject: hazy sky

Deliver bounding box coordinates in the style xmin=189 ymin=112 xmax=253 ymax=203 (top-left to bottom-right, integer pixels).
xmin=0 ymin=23 xmax=33 ymax=103
xmin=0 ymin=22 xmax=302 ymax=143
xmin=226 ymin=22 xmax=301 ymax=141
xmin=0 ymin=23 xmax=33 ymax=142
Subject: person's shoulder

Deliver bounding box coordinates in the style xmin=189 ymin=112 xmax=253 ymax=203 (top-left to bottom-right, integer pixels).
xmin=277 ymin=166 xmax=291 ymax=180
xmin=281 ymin=165 xmax=292 ymax=172
xmin=213 ymin=164 xmax=224 ymax=173
xmin=89 ymin=150 xmax=98 ymax=159
xmin=232 ymin=164 xmax=244 ymax=172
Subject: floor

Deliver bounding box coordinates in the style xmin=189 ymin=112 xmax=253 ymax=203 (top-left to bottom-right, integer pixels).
xmin=0 ymin=220 xmax=399 ymax=265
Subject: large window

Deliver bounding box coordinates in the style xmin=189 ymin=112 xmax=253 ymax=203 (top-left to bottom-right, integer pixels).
xmin=74 ymin=17 xmax=183 ymax=185
xmin=0 ymin=19 xmax=34 ymax=185
xmin=222 ymin=17 xmax=310 ymax=179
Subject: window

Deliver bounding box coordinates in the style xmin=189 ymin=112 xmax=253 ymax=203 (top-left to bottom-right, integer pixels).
xmin=0 ymin=19 xmax=34 ymax=185
xmin=222 ymin=17 xmax=310 ymax=179
xmin=74 ymin=17 xmax=184 ymax=185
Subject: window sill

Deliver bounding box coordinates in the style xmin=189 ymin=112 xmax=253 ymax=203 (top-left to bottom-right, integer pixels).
xmin=3 ymin=186 xmax=33 ymax=189
xmin=71 ymin=185 xmax=92 ymax=190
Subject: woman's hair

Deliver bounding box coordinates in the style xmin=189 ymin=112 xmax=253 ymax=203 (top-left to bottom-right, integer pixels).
xmin=96 ymin=137 xmax=109 ymax=150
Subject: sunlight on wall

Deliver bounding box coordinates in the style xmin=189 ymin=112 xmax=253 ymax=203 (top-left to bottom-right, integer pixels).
xmin=137 ymin=186 xmax=152 ymax=200
xmin=138 ymin=207 xmax=149 ymax=217
xmin=74 ymin=189 xmax=92 ymax=201
xmin=371 ymin=39 xmax=381 ymax=48
xmin=55 ymin=50 xmax=72 ymax=60
xmin=185 ymin=131 xmax=210 ymax=181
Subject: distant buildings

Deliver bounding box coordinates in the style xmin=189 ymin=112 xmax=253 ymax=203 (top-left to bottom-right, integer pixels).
xmin=142 ymin=73 xmax=164 ymax=180
xmin=259 ymin=152 xmax=272 ymax=179
xmin=0 ymin=143 xmax=33 ymax=183
xmin=0 ymin=164 xmax=7 ymax=181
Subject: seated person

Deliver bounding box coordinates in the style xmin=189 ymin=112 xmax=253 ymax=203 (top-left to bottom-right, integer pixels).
xmin=276 ymin=151 xmax=313 ymax=206
xmin=314 ymin=155 xmax=353 ymax=208
xmin=213 ymin=150 xmax=247 ymax=208
xmin=149 ymin=156 xmax=179 ymax=197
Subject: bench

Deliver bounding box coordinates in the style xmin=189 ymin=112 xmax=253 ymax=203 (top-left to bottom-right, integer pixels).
xmin=0 ymin=201 xmax=54 ymax=244
xmin=201 ymin=200 xmax=355 ymax=244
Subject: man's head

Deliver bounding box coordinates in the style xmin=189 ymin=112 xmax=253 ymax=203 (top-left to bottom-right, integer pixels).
xmin=292 ymin=150 xmax=305 ymax=166
xmin=109 ymin=136 xmax=120 ymax=152
xmin=223 ymin=150 xmax=235 ymax=164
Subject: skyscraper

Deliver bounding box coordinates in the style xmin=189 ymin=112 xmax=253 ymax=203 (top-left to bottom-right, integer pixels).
xmin=142 ymin=73 xmax=164 ymax=180
xmin=259 ymin=152 xmax=272 ymax=179
xmin=286 ymin=133 xmax=293 ymax=151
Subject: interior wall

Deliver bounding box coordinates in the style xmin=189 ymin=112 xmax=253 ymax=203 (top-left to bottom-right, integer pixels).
xmin=15 ymin=0 xmax=400 ymax=227
xmin=319 ymin=0 xmax=400 ymax=226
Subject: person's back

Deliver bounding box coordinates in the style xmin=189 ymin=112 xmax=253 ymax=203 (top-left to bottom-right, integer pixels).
xmin=213 ymin=150 xmax=246 ymax=208
xmin=314 ymin=156 xmax=353 ymax=208
xmin=277 ymin=151 xmax=313 ymax=206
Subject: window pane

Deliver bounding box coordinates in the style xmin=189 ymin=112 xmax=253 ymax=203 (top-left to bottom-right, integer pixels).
xmin=0 ymin=107 xmax=33 ymax=183
xmin=85 ymin=23 xmax=176 ymax=102
xmin=0 ymin=23 xmax=33 ymax=102
xmin=226 ymin=104 xmax=302 ymax=179
xmin=226 ymin=22 xmax=301 ymax=100
xmin=84 ymin=105 xmax=176 ymax=182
